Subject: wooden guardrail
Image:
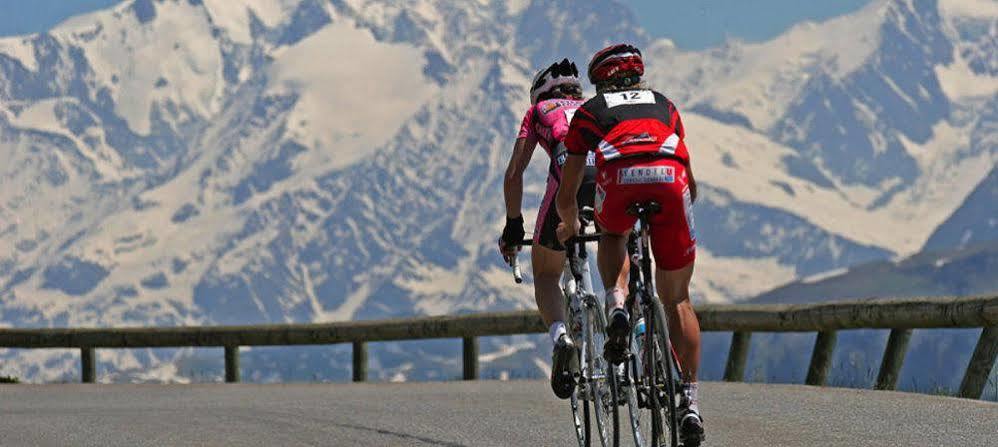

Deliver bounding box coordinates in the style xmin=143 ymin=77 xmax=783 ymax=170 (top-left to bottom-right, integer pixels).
xmin=1 ymin=295 xmax=995 ymax=399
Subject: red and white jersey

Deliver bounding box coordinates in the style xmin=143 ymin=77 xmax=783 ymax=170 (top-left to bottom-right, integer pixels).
xmin=564 ymin=89 xmax=690 ymax=169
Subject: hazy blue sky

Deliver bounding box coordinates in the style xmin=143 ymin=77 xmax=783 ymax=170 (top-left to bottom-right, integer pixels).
xmin=627 ymin=0 xmax=871 ymax=49
xmin=0 ymin=0 xmax=872 ymax=50
xmin=0 ymin=0 xmax=119 ymax=37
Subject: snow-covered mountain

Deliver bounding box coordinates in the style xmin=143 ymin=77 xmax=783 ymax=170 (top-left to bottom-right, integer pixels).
xmin=0 ymin=0 xmax=994 ymax=382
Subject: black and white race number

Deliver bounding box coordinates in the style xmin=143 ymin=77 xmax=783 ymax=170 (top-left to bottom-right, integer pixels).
xmin=603 ymin=90 xmax=654 ymax=108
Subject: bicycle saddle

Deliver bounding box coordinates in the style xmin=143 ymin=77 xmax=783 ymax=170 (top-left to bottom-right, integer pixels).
xmin=626 ymin=201 xmax=662 ymax=218
xmin=580 ymin=206 xmax=596 ymax=225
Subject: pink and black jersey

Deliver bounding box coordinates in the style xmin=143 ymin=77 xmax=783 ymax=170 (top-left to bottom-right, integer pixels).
xmin=518 ymin=98 xmax=585 ymax=157
xmin=515 ymin=97 xmax=595 ymax=251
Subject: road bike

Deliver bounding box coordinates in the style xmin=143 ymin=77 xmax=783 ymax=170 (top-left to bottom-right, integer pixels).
xmin=616 ymin=201 xmax=684 ymax=447
xmin=508 ymin=209 xmax=620 ymax=447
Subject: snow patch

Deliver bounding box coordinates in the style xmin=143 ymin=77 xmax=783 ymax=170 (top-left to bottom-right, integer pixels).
xmin=886 ymin=118 xmax=995 ymax=250
xmin=800 ymin=267 xmax=849 ymax=284
xmin=0 ymin=37 xmax=38 ymax=71
xmin=687 ymin=111 xmax=992 ymax=255
xmin=268 ymin=20 xmax=437 ymax=170
xmin=201 ymin=0 xmax=299 ymax=44
xmin=9 ymin=98 xmax=71 ymax=136
xmin=935 ymin=55 xmax=998 ymax=100
xmin=506 ymin=0 xmax=532 ymax=16
xmin=56 ymin=0 xmax=224 ymax=135
xmin=328 ymin=281 xmax=372 ymax=321
xmin=939 ymin=0 xmax=998 ymax=19
xmin=646 ymin=0 xmax=887 ymax=130
xmin=691 ymin=249 xmax=797 ymax=302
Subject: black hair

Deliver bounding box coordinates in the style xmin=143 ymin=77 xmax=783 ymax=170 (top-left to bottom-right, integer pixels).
xmin=536 ymin=84 xmax=584 ymax=103
xmin=595 ymin=73 xmax=644 ymax=93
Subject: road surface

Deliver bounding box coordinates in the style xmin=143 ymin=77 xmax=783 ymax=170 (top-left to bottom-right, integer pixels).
xmin=1 ymin=381 xmax=995 ymax=446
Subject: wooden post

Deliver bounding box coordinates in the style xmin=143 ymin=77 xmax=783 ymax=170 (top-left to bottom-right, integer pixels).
xmin=959 ymin=326 xmax=998 ymax=399
xmin=463 ymin=336 xmax=478 ymax=380
xmin=80 ymin=347 xmax=96 ymax=383
xmin=875 ymin=329 xmax=912 ymax=390
xmin=723 ymin=331 xmax=752 ymax=382
xmin=352 ymin=341 xmax=367 ymax=382
xmin=224 ymin=345 xmax=240 ymax=383
xmin=806 ymin=331 xmax=837 ymax=386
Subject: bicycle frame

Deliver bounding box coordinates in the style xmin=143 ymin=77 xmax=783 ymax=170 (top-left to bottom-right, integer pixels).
xmin=623 ymin=206 xmax=684 ymax=447
xmin=628 ymin=224 xmax=684 ymax=388
xmin=509 ymin=233 xmax=604 ymax=391
xmin=507 ymin=222 xmax=618 ymax=447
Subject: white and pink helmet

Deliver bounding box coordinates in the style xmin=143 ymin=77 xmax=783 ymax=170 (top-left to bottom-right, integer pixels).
xmin=529 ymin=58 xmax=582 ymax=104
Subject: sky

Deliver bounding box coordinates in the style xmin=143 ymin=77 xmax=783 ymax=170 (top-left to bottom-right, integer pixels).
xmin=627 ymin=0 xmax=872 ymax=49
xmin=0 ymin=0 xmax=120 ymax=37
xmin=0 ymin=0 xmax=872 ymax=50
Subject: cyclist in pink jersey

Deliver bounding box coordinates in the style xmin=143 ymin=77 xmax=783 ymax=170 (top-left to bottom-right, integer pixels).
xmin=499 ymin=59 xmax=609 ymax=398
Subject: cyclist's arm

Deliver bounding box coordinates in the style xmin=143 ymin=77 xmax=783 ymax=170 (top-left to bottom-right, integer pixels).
xmin=555 ymin=153 xmax=586 ymax=225
xmin=503 ymin=136 xmax=538 ymax=219
xmin=558 ymin=105 xmax=600 ymax=233
xmin=672 ymin=102 xmax=697 ymax=202
xmin=687 ymin=162 xmax=698 ymax=203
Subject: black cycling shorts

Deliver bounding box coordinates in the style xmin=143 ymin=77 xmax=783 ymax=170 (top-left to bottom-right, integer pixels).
xmin=533 ymin=163 xmax=597 ymax=251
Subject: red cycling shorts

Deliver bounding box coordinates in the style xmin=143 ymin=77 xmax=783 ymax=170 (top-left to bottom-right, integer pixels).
xmin=594 ymin=157 xmax=696 ymax=271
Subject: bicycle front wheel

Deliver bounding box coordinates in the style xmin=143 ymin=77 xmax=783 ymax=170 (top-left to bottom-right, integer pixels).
xmin=570 ymin=386 xmax=587 ymax=447
xmin=585 ymin=300 xmax=619 ymax=447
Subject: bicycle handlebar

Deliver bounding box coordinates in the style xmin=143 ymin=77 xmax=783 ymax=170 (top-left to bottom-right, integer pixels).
xmin=506 ymin=233 xmax=601 ymax=284
xmin=511 ymin=256 xmax=524 ymax=284
xmin=504 ymin=206 xmax=600 ymax=284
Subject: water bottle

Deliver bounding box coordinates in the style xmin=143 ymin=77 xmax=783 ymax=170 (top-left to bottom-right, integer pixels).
xmin=632 ymin=317 xmax=646 ymax=355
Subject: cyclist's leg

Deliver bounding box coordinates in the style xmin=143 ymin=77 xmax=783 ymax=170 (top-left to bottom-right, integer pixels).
xmin=644 ymin=159 xmax=700 ymax=381
xmin=593 ymin=168 xmax=638 ymax=307
xmin=578 ymin=167 xmax=629 ymax=301
xmin=647 ymin=161 xmax=704 ymax=442
xmin=533 ymin=175 xmax=569 ymax=333
xmin=531 ymin=244 xmax=566 ymax=327
xmin=535 ymin=180 xmax=580 ymax=399
xmin=657 ymin=262 xmax=704 ymax=443
xmin=654 ymin=262 xmax=699 ymax=382
xmin=597 ymin=232 xmax=629 ymax=304
xmin=594 ymin=166 xmax=640 ymax=363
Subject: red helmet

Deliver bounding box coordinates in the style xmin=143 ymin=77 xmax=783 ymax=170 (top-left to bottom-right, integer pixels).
xmin=587 ymin=44 xmax=644 ymax=85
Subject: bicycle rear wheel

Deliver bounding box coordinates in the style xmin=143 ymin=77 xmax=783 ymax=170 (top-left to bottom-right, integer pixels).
xmin=585 ymin=300 xmax=619 ymax=447
xmin=623 ymin=330 xmax=653 ymax=447
xmin=648 ymin=295 xmax=679 ymax=447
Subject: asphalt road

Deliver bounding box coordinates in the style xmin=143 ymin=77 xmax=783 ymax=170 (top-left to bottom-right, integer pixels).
xmin=1 ymin=381 xmax=995 ymax=446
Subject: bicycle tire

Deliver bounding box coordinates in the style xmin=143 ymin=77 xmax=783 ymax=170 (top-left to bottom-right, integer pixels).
xmin=566 ymin=287 xmax=588 ymax=447
xmin=586 ymin=301 xmax=619 ymax=447
xmin=571 ymin=387 xmax=587 ymax=447
xmin=624 ymin=326 xmax=652 ymax=447
xmin=649 ymin=294 xmax=680 ymax=447
xmin=584 ymin=397 xmax=592 ymax=446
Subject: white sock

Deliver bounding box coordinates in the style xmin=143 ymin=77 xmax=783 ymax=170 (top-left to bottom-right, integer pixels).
xmin=682 ymin=381 xmax=700 ymax=415
xmin=604 ymin=287 xmax=626 ymax=311
xmin=549 ymin=321 xmax=567 ymax=344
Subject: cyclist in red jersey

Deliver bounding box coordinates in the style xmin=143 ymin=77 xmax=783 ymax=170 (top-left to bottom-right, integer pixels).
xmin=555 ymin=44 xmax=705 ymax=445
xmin=500 ymin=59 xmax=626 ymax=399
